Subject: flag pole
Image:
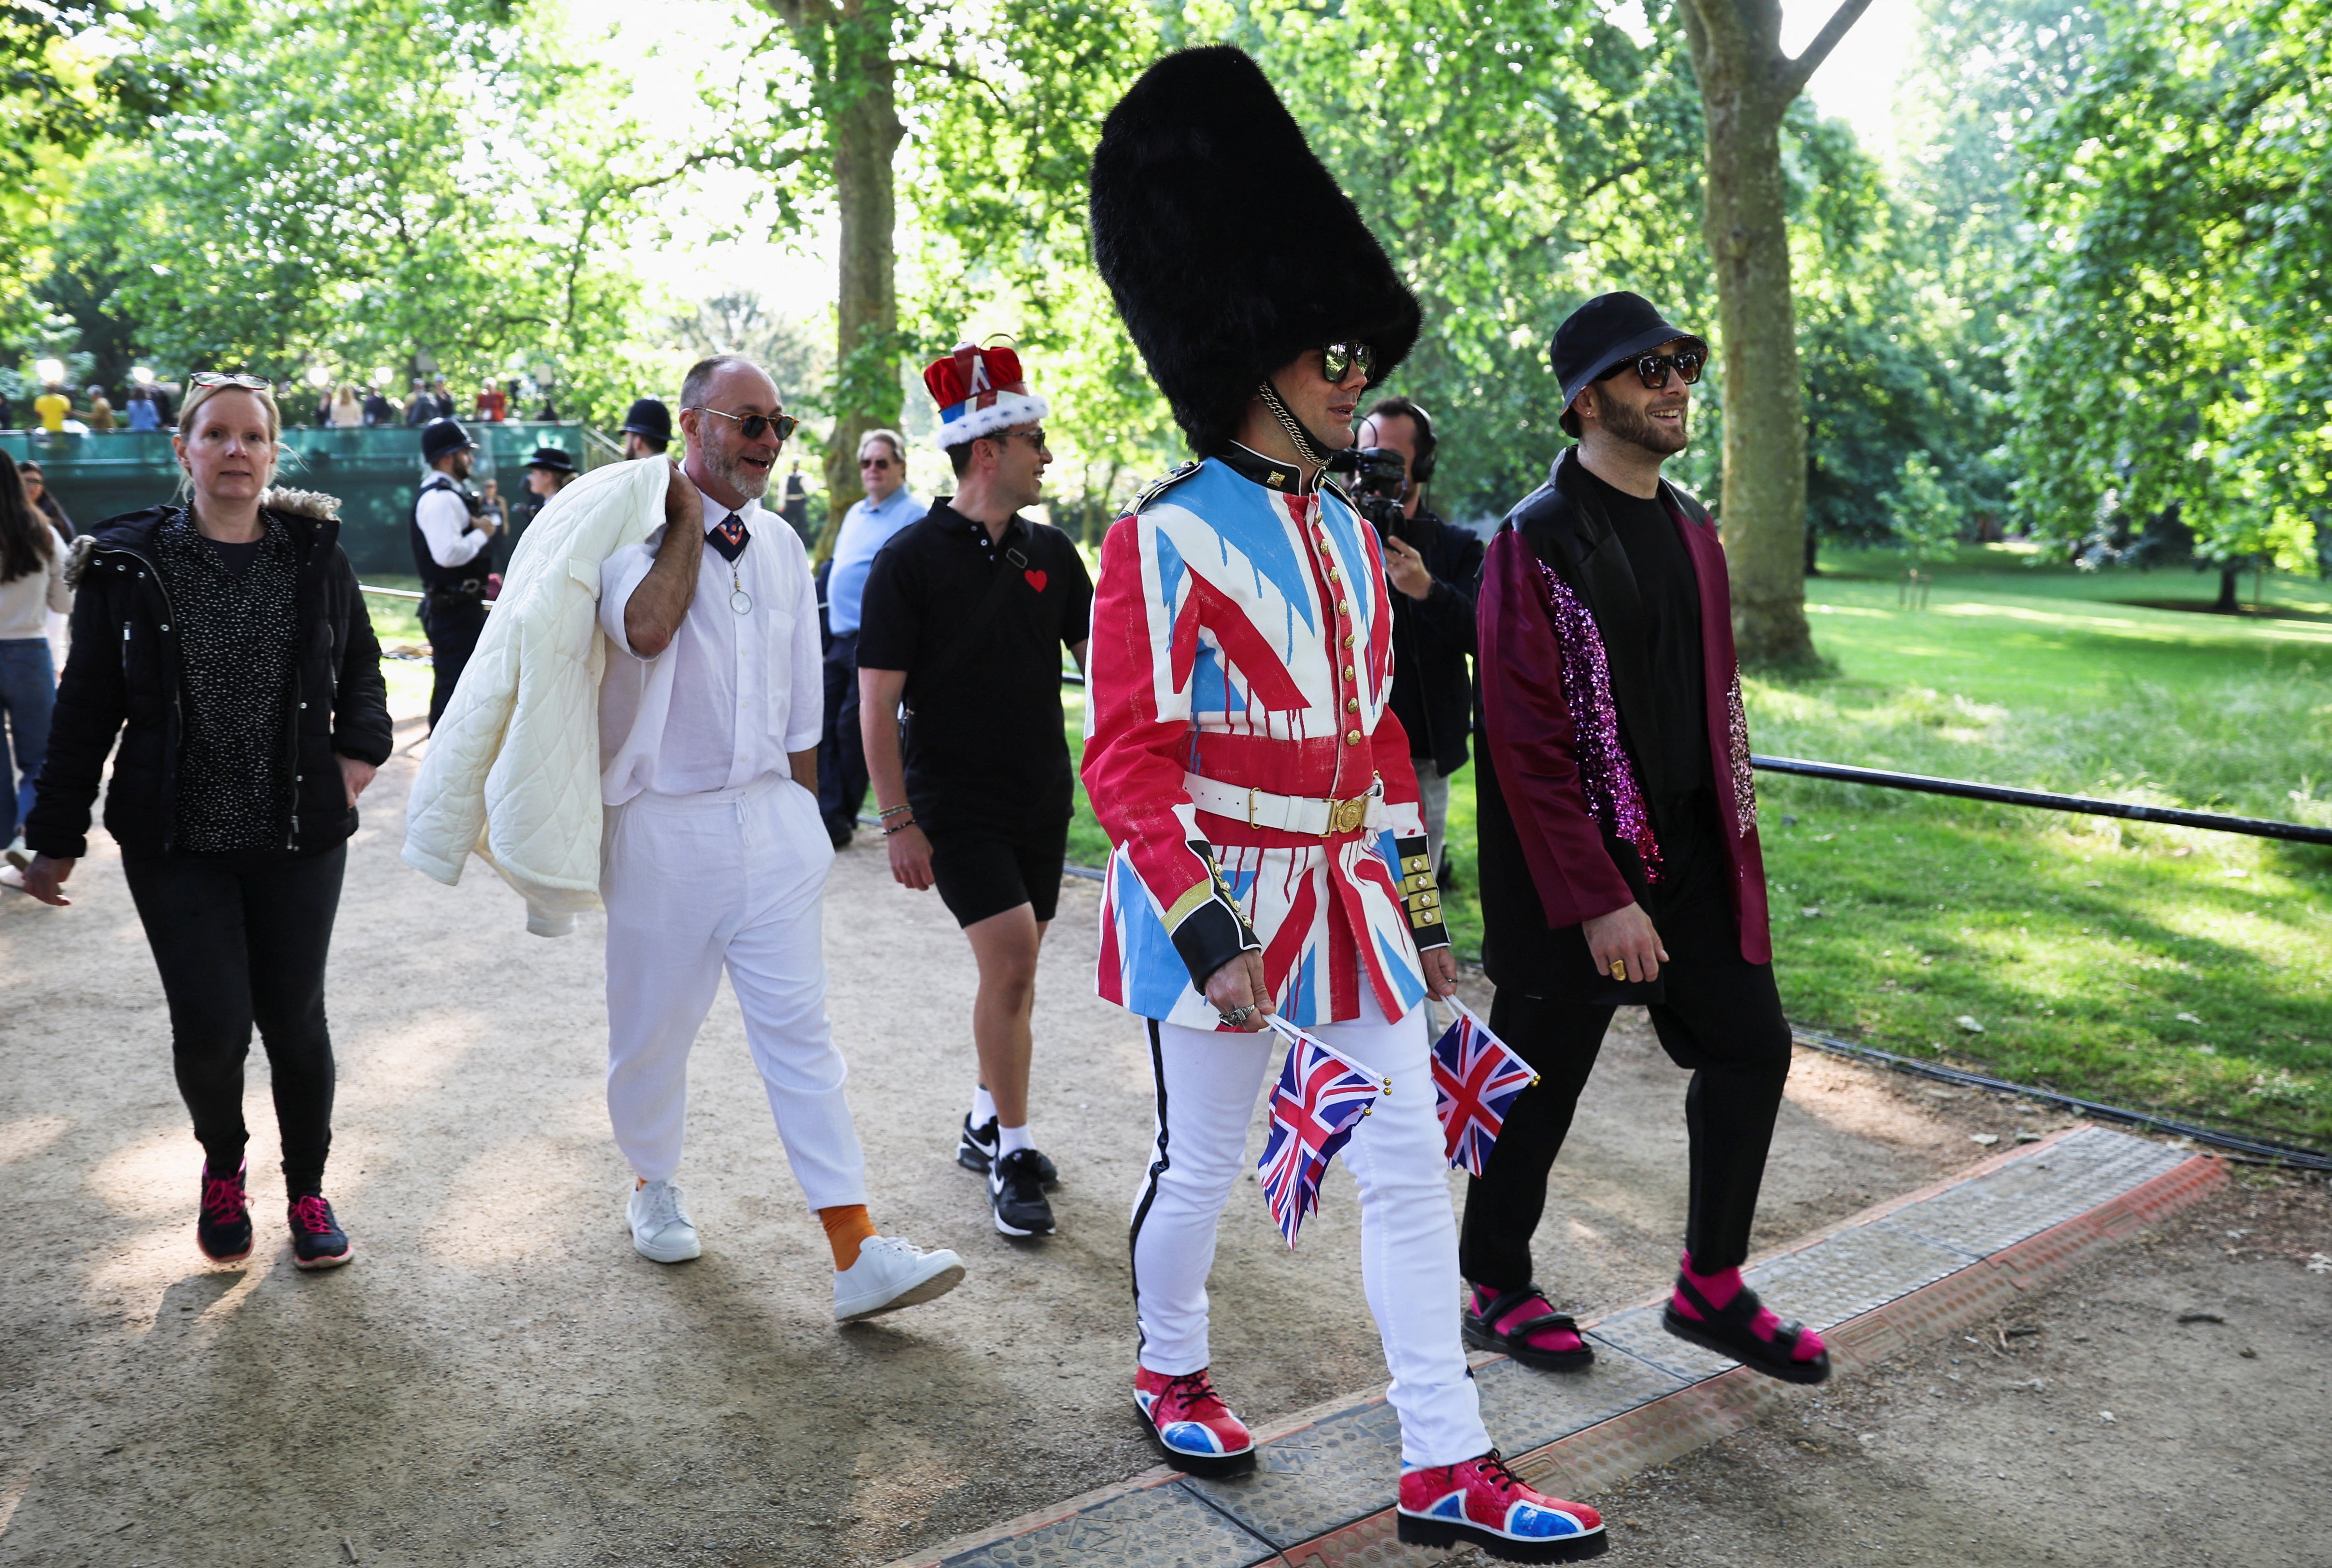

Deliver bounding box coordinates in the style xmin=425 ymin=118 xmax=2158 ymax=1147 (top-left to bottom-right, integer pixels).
xmin=1261 ymin=1014 xmax=1392 ymax=1095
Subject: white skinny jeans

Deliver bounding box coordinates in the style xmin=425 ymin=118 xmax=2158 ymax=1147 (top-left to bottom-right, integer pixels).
xmin=601 ymin=775 xmax=868 ymax=1209
xmin=1130 ymin=984 xmax=1492 ymax=1468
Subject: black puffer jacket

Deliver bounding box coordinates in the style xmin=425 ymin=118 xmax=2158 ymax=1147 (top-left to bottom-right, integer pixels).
xmin=24 ymin=495 xmax=393 ymax=860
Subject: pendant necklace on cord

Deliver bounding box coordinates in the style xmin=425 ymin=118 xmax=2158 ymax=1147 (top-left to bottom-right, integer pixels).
xmin=728 ymin=560 xmax=751 ymax=615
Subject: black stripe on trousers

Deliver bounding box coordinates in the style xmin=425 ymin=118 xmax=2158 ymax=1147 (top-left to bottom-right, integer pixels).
xmin=1126 ymin=1017 xmax=1173 ymax=1360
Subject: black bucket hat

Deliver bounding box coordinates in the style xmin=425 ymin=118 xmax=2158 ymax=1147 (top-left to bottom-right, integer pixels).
xmin=1551 ymin=292 xmax=1707 ymax=415
xmin=619 ymin=397 xmax=672 ymax=446
xmin=420 ymin=417 xmax=476 ymax=464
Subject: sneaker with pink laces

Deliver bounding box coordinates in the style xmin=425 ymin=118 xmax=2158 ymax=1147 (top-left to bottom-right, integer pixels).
xmin=197 ymin=1159 xmax=252 ymax=1263
xmin=1132 ymin=1365 xmax=1254 ymax=1477
xmin=1396 ymin=1450 xmax=1607 ymax=1562
xmin=287 ymin=1195 xmax=353 ymax=1271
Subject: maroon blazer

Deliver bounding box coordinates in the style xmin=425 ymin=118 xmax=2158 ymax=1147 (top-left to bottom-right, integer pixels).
xmin=1473 ymin=451 xmax=1769 ymax=998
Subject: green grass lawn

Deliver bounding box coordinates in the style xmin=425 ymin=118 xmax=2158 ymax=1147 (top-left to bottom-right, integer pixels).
xmin=1063 ymin=547 xmax=2332 ymax=1148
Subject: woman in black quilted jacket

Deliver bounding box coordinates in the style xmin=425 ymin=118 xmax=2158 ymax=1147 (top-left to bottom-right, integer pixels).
xmin=20 ymin=373 xmax=391 ymax=1271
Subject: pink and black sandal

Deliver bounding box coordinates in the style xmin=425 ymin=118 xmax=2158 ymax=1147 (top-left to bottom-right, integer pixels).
xmin=1463 ymin=1285 xmax=1594 ymax=1373
xmin=1662 ymin=1266 xmax=1830 ymax=1385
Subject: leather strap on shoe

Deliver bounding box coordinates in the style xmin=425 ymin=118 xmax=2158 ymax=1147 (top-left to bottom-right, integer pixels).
xmin=1673 ymin=1273 xmax=1810 ymax=1359
xmin=1472 ymin=1285 xmax=1578 ymax=1346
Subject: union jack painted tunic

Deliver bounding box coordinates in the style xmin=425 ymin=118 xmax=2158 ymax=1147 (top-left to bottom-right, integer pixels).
xmin=1082 ymin=449 xmax=1446 ymax=1030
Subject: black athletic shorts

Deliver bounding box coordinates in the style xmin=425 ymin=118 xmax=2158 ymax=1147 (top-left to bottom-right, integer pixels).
xmin=926 ymin=822 xmax=1070 ymax=927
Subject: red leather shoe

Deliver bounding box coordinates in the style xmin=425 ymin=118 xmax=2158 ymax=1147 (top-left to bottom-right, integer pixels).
xmin=1133 ymin=1365 xmax=1254 ymax=1477
xmin=1397 ymin=1450 xmax=1606 ymax=1562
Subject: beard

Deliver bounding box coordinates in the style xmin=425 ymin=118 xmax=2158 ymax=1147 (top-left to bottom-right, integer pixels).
xmin=705 ymin=443 xmax=771 ymax=501
xmin=1601 ymin=396 xmax=1690 ymax=456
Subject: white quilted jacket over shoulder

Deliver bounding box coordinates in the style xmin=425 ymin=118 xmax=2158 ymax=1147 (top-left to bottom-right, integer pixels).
xmin=401 ymin=458 xmax=668 ymax=935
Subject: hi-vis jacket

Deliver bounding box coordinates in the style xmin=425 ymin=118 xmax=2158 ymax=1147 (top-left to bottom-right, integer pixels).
xmin=1081 ymin=446 xmax=1448 ymax=1030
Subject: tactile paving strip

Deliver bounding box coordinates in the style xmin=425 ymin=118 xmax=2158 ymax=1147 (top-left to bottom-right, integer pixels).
xmin=1472 ymin=1338 xmax=1688 ymax=1454
xmin=888 ymin=1129 xmax=2222 ymax=1568
xmin=1745 ymin=1218 xmax=1978 ymax=1329
xmin=1581 ymin=1303 xmax=1737 ymax=1382
xmin=938 ymin=1481 xmax=1276 ymax=1568
xmin=1180 ymin=1398 xmax=1404 ymax=1547
xmin=1878 ymin=1125 xmax=2190 ymax=1257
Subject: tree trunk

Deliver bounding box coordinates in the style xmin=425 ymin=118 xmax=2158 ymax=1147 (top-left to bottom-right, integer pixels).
xmin=1679 ymin=0 xmax=1872 ymax=669
xmin=2214 ymin=562 xmax=2241 ymax=613
xmin=763 ymin=0 xmax=906 ymax=560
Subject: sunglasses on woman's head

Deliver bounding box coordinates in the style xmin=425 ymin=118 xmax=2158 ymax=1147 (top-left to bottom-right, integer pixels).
xmin=1320 ymin=342 xmax=1375 ymax=383
xmin=1598 ymin=348 xmax=1706 ymax=391
xmin=190 ymin=372 xmax=271 ymax=390
xmin=689 ymin=406 xmax=798 ymax=442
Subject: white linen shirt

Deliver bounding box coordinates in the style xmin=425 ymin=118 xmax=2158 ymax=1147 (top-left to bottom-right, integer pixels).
xmin=415 ymin=472 xmax=494 ymax=567
xmin=597 ymin=490 xmax=824 ymax=803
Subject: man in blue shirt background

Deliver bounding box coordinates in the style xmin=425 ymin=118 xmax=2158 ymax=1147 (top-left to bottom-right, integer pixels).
xmin=818 ymin=427 xmax=925 ymax=846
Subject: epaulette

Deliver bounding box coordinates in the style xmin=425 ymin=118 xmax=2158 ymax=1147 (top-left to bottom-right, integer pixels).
xmin=1128 ymin=461 xmax=1202 ymax=516
xmin=260 ymin=485 xmax=343 ymax=522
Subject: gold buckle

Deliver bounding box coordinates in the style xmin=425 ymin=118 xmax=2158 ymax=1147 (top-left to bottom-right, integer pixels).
xmin=1248 ymin=786 xmax=1260 ymax=830
xmin=1325 ymin=795 xmax=1367 ymax=836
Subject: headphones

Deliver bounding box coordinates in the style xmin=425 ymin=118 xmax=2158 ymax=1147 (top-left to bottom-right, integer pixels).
xmin=1369 ymin=397 xmax=1437 ymax=485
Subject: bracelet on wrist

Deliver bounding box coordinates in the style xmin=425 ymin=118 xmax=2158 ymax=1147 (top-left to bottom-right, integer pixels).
xmin=878 ymin=803 xmax=912 ymax=819
xmin=883 ymin=818 xmax=919 ymax=836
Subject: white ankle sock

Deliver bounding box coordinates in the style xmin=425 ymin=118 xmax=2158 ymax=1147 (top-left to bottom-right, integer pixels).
xmin=998 ymin=1122 xmax=1034 ymax=1157
xmin=972 ymin=1085 xmax=997 ymax=1128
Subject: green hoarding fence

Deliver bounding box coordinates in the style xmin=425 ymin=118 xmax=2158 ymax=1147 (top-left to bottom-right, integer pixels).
xmin=2 ymin=421 xmax=617 ymax=576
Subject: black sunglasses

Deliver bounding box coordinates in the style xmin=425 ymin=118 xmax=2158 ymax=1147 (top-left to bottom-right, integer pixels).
xmin=689 ymin=406 xmax=799 ymax=442
xmin=1320 ymin=342 xmax=1375 ymax=383
xmin=1598 ymin=348 xmax=1706 ymax=391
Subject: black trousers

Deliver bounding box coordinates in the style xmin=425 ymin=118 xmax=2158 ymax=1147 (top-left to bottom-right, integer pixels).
xmin=1459 ymin=888 xmax=1792 ymax=1288
xmin=816 ymin=631 xmax=867 ymax=845
xmin=422 ymin=595 xmax=486 ymax=732
xmin=122 ymin=843 xmax=347 ymax=1196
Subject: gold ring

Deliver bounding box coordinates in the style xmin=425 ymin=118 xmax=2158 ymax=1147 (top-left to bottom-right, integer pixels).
xmin=1610 ymin=960 xmax=1628 ymax=981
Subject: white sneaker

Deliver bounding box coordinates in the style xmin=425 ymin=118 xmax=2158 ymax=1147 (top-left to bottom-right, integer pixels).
xmin=3 ymin=837 xmax=28 ymax=870
xmin=0 ymin=864 xmax=25 ymax=892
xmin=626 ymin=1178 xmax=701 ymax=1263
xmin=833 ymin=1235 xmax=966 ymax=1323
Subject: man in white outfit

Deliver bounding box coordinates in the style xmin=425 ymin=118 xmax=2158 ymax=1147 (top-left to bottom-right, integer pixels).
xmin=594 ymin=353 xmax=965 ymax=1323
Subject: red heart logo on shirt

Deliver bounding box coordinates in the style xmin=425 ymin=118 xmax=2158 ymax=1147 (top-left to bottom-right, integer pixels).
xmin=1024 ymin=569 xmax=1048 ymax=593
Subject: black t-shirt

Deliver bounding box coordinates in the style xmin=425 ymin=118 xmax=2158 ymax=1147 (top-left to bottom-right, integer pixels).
xmin=1574 ymin=463 xmax=1709 ymax=815
xmin=855 ymin=500 xmax=1095 ymax=835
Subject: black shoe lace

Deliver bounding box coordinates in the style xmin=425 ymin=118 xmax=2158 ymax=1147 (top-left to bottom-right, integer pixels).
xmin=1471 ymin=1449 xmax=1520 ymax=1495
xmin=1163 ymin=1370 xmax=1220 ymax=1413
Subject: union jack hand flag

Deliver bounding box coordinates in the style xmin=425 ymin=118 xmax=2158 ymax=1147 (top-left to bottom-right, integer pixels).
xmin=1431 ymin=1000 xmax=1538 ymax=1177
xmin=1256 ymin=1019 xmax=1387 ymax=1247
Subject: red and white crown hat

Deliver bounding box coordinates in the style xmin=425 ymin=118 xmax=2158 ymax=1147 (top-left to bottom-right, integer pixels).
xmin=922 ymin=342 xmax=1048 ymax=452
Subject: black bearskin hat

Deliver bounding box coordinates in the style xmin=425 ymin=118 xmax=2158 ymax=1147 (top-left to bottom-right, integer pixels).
xmin=1090 ymin=46 xmax=1421 ymax=455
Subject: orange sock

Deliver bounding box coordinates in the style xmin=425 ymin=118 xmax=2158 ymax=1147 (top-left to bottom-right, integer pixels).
xmin=819 ymin=1204 xmax=878 ymax=1271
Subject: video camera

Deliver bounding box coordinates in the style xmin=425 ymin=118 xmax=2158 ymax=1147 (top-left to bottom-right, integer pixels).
xmin=1327 ymin=445 xmax=1412 ymax=546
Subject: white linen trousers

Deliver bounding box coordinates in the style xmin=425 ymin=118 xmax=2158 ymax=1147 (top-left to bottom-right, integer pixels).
xmin=600 ymin=772 xmax=868 ymax=1208
xmin=1130 ymin=984 xmax=1492 ymax=1468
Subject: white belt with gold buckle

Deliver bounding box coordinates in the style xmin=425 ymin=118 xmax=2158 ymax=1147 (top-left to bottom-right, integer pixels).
xmin=1181 ymin=772 xmax=1382 ymax=837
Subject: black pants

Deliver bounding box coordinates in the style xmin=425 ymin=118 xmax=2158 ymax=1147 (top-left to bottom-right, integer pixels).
xmin=1459 ymin=889 xmax=1792 ymax=1288
xmin=422 ymin=595 xmax=486 ymax=732
xmin=816 ymin=631 xmax=867 ymax=845
xmin=122 ymin=843 xmax=347 ymax=1196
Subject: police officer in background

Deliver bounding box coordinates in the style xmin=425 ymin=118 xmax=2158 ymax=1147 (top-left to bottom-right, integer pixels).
xmin=1355 ymin=395 xmax=1482 ymax=885
xmin=411 ymin=417 xmax=502 ymax=732
xmin=619 ymin=397 xmax=671 ymax=461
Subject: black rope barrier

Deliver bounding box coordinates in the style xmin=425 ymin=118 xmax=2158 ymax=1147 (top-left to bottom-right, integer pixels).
xmin=1753 ymin=754 xmax=2332 ymax=846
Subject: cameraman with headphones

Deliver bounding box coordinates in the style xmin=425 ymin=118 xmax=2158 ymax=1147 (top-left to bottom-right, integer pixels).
xmin=1354 ymin=396 xmax=1482 ymax=885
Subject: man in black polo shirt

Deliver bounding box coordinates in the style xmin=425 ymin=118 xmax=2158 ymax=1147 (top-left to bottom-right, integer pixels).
xmin=857 ymin=344 xmax=1092 ymax=1241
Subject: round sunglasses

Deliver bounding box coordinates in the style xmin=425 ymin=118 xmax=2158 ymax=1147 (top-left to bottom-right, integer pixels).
xmin=689 ymin=406 xmax=800 ymax=442
xmin=1599 ymin=347 xmax=1706 ymax=391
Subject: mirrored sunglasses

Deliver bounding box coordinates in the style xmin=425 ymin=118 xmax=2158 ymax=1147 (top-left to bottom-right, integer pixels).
xmin=1320 ymin=342 xmax=1376 ymax=383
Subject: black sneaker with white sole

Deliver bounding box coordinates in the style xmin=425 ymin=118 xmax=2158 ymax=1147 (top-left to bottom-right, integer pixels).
xmin=957 ymin=1115 xmax=1058 ymax=1185
xmin=988 ymin=1148 xmax=1056 ymax=1237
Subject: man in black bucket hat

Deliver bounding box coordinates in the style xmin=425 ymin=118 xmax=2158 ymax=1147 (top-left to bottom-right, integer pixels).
xmin=411 ymin=417 xmax=501 ymax=731
xmin=619 ymin=397 xmax=671 ymax=460
xmin=1463 ymin=291 xmax=1830 ymax=1395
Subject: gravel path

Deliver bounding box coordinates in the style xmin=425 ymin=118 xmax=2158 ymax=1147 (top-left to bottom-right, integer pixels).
xmin=0 ymin=697 xmax=2109 ymax=1567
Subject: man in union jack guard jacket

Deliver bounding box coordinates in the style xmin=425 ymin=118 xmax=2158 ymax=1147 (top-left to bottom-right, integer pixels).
xmin=1078 ymin=46 xmax=1607 ymax=1565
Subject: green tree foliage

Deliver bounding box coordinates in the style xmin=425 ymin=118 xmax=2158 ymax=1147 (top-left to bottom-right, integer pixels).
xmin=50 ymin=0 xmax=678 ymax=421
xmin=1884 ymin=450 xmax=1961 ymax=560
xmin=2004 ymin=0 xmax=2332 ymax=573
